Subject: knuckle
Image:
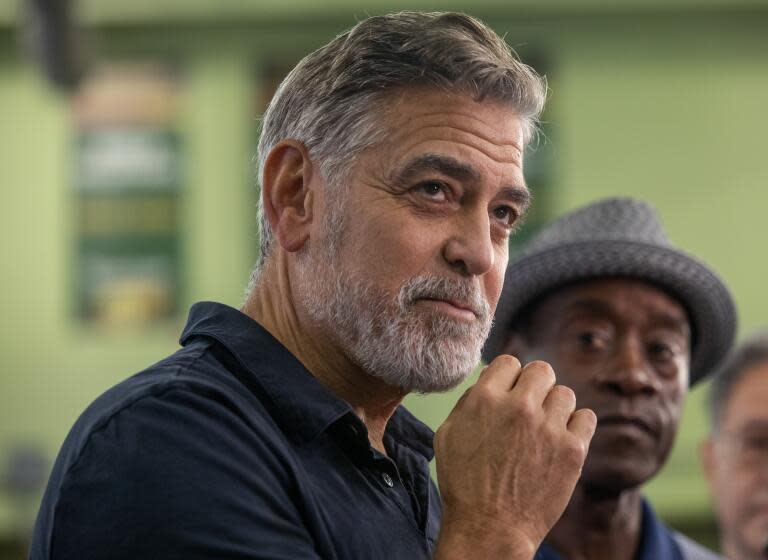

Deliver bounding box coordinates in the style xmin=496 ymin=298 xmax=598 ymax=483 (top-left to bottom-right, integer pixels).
xmin=551 ymin=384 xmax=576 ymax=406
xmin=492 ymin=354 xmax=522 ymax=371
xmin=471 ymin=383 xmax=497 ymax=405
xmin=512 ymin=395 xmax=538 ymax=421
xmin=525 ymin=360 xmax=556 ymax=383
xmin=562 ymin=436 xmax=587 ymax=466
xmin=526 ymin=359 xmax=554 ymax=373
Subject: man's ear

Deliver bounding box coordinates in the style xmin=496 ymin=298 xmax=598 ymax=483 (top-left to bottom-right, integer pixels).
xmin=261 ymin=140 xmax=317 ymax=253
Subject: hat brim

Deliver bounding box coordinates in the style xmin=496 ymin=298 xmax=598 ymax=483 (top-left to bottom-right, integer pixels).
xmin=482 ymin=239 xmax=736 ymax=385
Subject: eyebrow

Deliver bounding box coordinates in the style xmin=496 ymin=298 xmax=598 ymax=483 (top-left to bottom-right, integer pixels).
xmin=394 ymin=153 xmax=480 ymax=185
xmin=391 ymin=153 xmax=530 ymax=210
xmin=565 ymin=299 xmax=690 ymax=334
xmin=497 ymin=186 xmax=531 ymax=215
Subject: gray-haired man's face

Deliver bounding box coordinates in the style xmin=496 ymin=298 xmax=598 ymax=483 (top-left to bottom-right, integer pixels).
xmin=295 ymin=89 xmax=530 ymax=392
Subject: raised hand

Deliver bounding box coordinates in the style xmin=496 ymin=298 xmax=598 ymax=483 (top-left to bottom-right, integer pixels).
xmin=433 ymin=356 xmax=596 ymax=559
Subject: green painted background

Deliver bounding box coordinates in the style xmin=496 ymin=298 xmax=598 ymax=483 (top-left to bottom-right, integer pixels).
xmin=1 ymin=0 xmax=767 ymax=551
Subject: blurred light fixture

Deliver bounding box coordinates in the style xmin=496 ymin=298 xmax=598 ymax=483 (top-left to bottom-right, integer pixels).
xmin=21 ymin=0 xmax=86 ymax=90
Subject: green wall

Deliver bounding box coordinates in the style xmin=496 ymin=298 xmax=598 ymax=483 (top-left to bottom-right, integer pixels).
xmin=1 ymin=3 xmax=767 ymax=545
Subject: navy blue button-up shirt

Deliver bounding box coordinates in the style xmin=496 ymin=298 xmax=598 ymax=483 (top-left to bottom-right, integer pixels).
xmin=536 ymin=499 xmax=683 ymax=560
xmin=31 ymin=302 xmax=441 ymax=559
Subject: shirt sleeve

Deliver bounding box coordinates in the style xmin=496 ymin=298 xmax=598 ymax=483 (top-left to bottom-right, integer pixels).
xmin=45 ymin=386 xmax=323 ymax=560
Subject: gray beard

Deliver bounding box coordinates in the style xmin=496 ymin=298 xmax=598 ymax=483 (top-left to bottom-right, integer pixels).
xmin=297 ymin=251 xmax=491 ymax=394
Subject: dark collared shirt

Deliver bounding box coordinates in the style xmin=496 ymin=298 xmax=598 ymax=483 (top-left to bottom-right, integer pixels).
xmin=31 ymin=302 xmax=441 ymax=559
xmin=535 ymin=499 xmax=683 ymax=560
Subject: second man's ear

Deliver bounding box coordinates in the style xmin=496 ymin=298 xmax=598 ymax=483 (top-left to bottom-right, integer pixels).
xmin=261 ymin=140 xmax=317 ymax=253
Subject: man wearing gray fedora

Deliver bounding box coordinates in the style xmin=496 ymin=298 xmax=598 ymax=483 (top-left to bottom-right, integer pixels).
xmin=483 ymin=197 xmax=737 ymax=560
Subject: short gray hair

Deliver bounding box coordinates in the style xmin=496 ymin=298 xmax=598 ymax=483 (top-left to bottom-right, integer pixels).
xmin=254 ymin=11 xmax=547 ymax=270
xmin=708 ymin=329 xmax=768 ymax=432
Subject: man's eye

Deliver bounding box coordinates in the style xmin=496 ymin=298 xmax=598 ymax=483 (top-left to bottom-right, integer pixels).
xmin=578 ymin=331 xmax=607 ymax=350
xmin=647 ymin=341 xmax=675 ymax=361
xmin=492 ymin=206 xmax=517 ymax=226
xmin=416 ymin=181 xmax=448 ymax=200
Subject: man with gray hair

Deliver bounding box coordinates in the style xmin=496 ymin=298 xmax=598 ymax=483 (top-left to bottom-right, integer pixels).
xmin=31 ymin=12 xmax=595 ymax=559
xmin=701 ymin=331 xmax=768 ymax=560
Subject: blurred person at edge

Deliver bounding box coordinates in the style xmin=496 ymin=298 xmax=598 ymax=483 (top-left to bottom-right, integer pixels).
xmin=482 ymin=197 xmax=737 ymax=560
xmin=701 ymin=331 xmax=768 ymax=560
xmin=29 ymin=11 xmax=596 ymax=560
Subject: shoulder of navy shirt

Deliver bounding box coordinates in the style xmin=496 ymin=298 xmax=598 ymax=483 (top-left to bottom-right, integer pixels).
xmin=30 ymin=301 xmax=441 ymax=560
xmin=535 ymin=498 xmax=718 ymax=560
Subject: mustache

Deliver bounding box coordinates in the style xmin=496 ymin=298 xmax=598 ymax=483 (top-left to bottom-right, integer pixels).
xmin=398 ymin=276 xmax=489 ymax=320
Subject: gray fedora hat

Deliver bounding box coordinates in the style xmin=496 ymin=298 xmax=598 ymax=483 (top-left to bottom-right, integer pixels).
xmin=482 ymin=197 xmax=737 ymax=385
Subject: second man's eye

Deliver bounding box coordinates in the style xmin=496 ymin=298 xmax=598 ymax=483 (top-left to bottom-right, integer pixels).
xmin=577 ymin=331 xmax=609 ymax=351
xmin=647 ymin=341 xmax=675 ymax=362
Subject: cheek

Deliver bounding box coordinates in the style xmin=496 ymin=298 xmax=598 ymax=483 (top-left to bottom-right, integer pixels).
xmin=713 ymin=468 xmax=758 ymax=528
xmin=485 ymin=266 xmax=505 ymax=312
xmin=657 ymin=389 xmax=685 ymax=442
xmin=484 ymin=247 xmax=509 ymax=310
xmin=345 ymin=214 xmax=439 ymax=281
xmin=659 ymin=374 xmax=686 ymax=410
xmin=662 ymin=392 xmax=685 ymax=419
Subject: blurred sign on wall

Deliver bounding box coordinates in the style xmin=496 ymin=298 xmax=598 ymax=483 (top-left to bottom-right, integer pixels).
xmin=72 ymin=63 xmax=182 ymax=326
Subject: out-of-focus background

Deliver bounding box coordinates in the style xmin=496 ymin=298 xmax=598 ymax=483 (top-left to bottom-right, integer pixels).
xmin=1 ymin=0 xmax=767 ymax=557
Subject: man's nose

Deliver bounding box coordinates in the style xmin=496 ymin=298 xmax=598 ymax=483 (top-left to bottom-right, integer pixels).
xmin=442 ymin=210 xmax=495 ymax=276
xmin=596 ymin=337 xmax=661 ymax=396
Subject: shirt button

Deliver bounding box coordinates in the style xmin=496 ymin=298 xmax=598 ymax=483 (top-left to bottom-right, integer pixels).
xmin=382 ymin=473 xmax=394 ymax=488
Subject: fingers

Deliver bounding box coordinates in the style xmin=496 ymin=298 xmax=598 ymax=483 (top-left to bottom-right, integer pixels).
xmin=474 ymin=357 xmax=570 ymax=417
xmin=567 ymin=408 xmax=598 ymax=442
xmin=543 ymin=386 xmax=595 ymax=456
xmin=468 ymin=357 xmax=595 ymax=450
xmin=434 ymin=354 xmax=595 ymax=552
xmin=475 ymin=355 xmax=524 ymax=392
xmin=513 ymin=360 xmax=557 ymax=405
xmin=542 ymin=383 xmax=576 ymax=424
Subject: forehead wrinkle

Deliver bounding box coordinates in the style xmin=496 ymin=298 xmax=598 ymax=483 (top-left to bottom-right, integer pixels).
xmin=401 ymin=107 xmax=524 ymax=151
xmin=394 ymin=122 xmax=523 ymax=165
xmin=392 ymin=129 xmax=523 ymax=173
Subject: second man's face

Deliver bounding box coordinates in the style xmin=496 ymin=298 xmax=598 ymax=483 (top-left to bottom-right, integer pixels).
xmin=507 ymin=278 xmax=691 ymax=491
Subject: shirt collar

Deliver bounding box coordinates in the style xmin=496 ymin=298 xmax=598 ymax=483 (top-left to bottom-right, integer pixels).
xmin=179 ymin=301 xmax=435 ymax=461
xmin=536 ymin=498 xmax=681 ymax=560
xmin=635 ymin=498 xmax=681 ymax=560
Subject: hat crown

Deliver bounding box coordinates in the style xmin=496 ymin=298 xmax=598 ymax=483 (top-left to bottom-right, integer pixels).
xmin=484 ymin=196 xmax=737 ymax=385
xmin=522 ymin=197 xmax=671 ymax=256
